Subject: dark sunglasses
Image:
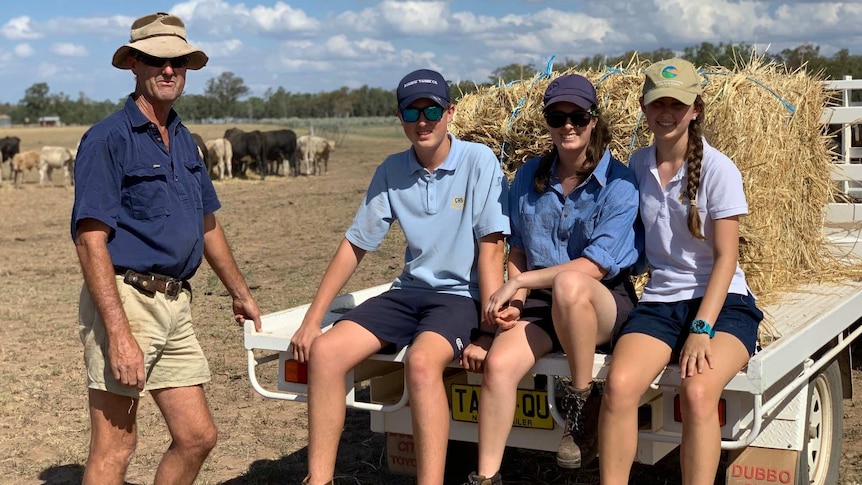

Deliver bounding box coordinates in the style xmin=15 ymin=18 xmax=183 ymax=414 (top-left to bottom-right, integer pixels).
xmin=544 ymin=110 xmax=594 ymax=128
xmin=133 ymin=51 xmax=190 ymax=69
xmin=401 ymin=105 xmax=445 ymax=122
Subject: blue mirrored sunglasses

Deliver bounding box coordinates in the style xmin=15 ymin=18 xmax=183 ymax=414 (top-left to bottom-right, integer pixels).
xmin=401 ymin=105 xmax=445 ymax=122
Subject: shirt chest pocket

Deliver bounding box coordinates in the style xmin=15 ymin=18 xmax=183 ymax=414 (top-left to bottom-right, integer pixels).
xmin=181 ymin=158 xmax=204 ymax=210
xmin=124 ymin=165 xmax=170 ymax=219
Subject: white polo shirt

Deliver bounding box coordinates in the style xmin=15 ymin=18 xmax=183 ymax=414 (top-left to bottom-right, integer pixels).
xmin=346 ymin=134 xmax=510 ymax=300
xmin=629 ymin=138 xmax=751 ymax=302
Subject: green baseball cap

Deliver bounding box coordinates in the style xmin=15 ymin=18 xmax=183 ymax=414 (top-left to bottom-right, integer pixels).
xmin=642 ymin=58 xmax=703 ymax=105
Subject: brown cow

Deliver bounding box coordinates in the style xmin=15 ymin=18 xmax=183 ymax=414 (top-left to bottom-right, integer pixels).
xmin=11 ymin=150 xmax=40 ymax=186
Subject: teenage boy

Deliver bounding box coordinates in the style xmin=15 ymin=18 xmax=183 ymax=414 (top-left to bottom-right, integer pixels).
xmin=290 ymin=68 xmax=510 ymax=485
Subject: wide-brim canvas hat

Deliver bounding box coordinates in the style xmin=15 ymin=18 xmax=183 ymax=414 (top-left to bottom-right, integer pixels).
xmin=112 ymin=12 xmax=208 ymax=70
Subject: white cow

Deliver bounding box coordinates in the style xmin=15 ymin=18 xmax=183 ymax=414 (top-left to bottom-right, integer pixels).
xmin=297 ymin=135 xmax=336 ymax=176
xmin=205 ymin=138 xmax=233 ymax=180
xmin=39 ymin=146 xmax=76 ymax=187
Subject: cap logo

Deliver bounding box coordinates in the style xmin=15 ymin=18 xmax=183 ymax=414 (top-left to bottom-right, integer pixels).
xmin=403 ymin=78 xmax=439 ymax=88
xmin=661 ymin=66 xmax=679 ymax=79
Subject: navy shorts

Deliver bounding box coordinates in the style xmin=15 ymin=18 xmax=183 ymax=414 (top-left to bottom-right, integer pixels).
xmin=617 ymin=292 xmax=763 ymax=356
xmin=521 ymin=277 xmax=638 ymax=353
xmin=338 ymin=289 xmax=479 ymax=357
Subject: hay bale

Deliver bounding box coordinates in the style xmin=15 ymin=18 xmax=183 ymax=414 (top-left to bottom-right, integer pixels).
xmin=450 ymin=55 xmax=858 ymax=309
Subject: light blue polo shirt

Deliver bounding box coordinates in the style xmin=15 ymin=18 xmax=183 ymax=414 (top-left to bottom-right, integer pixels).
xmin=629 ymin=138 xmax=751 ymax=302
xmin=346 ymin=134 xmax=510 ymax=300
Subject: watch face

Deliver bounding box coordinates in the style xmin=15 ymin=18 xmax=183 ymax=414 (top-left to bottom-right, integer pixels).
xmin=695 ymin=321 xmax=705 ymax=330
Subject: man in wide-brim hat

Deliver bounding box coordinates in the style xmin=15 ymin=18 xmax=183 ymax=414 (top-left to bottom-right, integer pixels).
xmin=111 ymin=12 xmax=208 ymax=70
xmin=71 ymin=12 xmax=261 ymax=485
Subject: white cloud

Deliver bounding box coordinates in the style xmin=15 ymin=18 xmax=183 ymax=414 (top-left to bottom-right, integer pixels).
xmin=379 ymin=1 xmax=450 ymax=35
xmin=52 ymin=43 xmax=87 ymax=57
xmin=37 ymin=62 xmax=60 ymax=78
xmin=196 ymin=39 xmax=243 ymax=59
xmin=1 ymin=16 xmax=42 ymax=40
xmin=249 ymin=1 xmax=319 ymax=32
xmin=14 ymin=43 xmax=34 ymax=58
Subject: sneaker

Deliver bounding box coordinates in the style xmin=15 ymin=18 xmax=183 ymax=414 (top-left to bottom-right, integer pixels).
xmin=556 ymin=381 xmax=602 ymax=469
xmin=464 ymin=471 xmax=502 ymax=485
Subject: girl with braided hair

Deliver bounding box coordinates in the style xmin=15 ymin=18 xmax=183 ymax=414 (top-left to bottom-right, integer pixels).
xmin=598 ymin=58 xmax=763 ymax=485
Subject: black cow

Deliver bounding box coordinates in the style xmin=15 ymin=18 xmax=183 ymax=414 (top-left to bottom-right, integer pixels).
xmin=0 ymin=136 xmax=20 ymax=162
xmin=224 ymin=128 xmax=266 ymax=179
xmin=262 ymin=129 xmax=298 ymax=176
xmin=191 ymin=133 xmax=209 ymax=172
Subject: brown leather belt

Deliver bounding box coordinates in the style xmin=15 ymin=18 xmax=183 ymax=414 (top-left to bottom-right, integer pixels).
xmin=120 ymin=269 xmax=187 ymax=301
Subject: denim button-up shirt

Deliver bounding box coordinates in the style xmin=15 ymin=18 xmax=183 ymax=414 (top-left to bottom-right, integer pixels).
xmin=508 ymin=148 xmax=643 ymax=280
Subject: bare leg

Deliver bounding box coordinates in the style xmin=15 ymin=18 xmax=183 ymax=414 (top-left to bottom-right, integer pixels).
xmin=147 ymin=385 xmax=217 ymax=485
xmin=306 ymin=322 xmax=384 ymax=484
xmin=82 ymin=389 xmax=139 ymax=485
xmin=477 ymin=322 xmax=552 ymax=478
xmin=405 ymin=331 xmax=458 ymax=485
xmin=551 ymin=270 xmax=618 ymax=389
xmin=679 ymin=333 xmax=750 ymax=485
xmin=599 ymin=334 xmax=671 ymax=485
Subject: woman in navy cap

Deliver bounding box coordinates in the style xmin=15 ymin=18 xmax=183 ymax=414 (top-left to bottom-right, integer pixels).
xmin=465 ymin=74 xmax=643 ymax=485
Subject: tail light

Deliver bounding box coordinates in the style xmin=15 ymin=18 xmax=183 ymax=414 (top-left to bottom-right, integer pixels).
xmin=284 ymin=359 xmax=308 ymax=384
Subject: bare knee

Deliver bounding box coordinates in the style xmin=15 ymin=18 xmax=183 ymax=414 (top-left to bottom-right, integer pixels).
xmin=680 ymin=380 xmax=717 ymax=423
xmin=87 ymin=432 xmax=137 ymax=475
xmin=173 ymin=422 xmax=218 ymax=457
xmin=404 ymin=351 xmax=445 ymax=390
xmin=603 ymin=368 xmax=645 ymax=412
xmin=308 ymin=334 xmax=350 ymax=377
xmin=482 ymin=350 xmax=523 ymax=390
xmin=552 ymin=271 xmax=592 ymax=307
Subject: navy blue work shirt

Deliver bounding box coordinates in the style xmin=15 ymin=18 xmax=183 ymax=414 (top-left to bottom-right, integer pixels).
xmin=70 ymin=95 xmax=221 ymax=281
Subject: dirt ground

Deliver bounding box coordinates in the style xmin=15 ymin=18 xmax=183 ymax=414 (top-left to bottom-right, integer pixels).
xmin=2 ymin=124 xmax=862 ymax=485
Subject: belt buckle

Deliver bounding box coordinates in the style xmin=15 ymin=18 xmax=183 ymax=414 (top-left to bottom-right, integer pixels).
xmin=164 ymin=279 xmax=182 ymax=301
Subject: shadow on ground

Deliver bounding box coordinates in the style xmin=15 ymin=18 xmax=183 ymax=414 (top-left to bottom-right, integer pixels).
xmin=38 ymin=464 xmax=140 ymax=485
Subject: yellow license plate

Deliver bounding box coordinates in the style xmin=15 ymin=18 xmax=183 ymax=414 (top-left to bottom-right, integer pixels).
xmin=450 ymin=383 xmax=554 ymax=430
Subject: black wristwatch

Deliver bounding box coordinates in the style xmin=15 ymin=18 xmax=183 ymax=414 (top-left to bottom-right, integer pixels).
xmin=470 ymin=328 xmax=496 ymax=342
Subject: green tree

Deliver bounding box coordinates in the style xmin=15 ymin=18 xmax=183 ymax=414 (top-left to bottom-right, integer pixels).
xmin=204 ymin=72 xmax=249 ymax=118
xmin=20 ymin=82 xmax=52 ymax=122
xmin=489 ymin=63 xmax=537 ymax=84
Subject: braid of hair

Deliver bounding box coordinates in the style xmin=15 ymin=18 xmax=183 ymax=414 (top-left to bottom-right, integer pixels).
xmin=685 ymin=96 xmax=706 ymax=239
xmin=533 ymin=146 xmax=557 ymax=194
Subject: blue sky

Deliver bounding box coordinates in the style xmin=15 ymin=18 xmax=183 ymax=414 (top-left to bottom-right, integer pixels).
xmin=0 ymin=0 xmax=860 ymax=105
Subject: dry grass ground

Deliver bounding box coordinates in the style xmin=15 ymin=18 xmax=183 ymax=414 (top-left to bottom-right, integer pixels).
xmin=1 ymin=123 xmax=862 ymax=484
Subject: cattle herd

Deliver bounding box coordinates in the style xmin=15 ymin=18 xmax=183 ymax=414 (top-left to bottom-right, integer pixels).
xmin=0 ymin=127 xmax=336 ymax=187
xmin=196 ymin=128 xmax=336 ymax=181
xmin=0 ymin=135 xmax=77 ymax=187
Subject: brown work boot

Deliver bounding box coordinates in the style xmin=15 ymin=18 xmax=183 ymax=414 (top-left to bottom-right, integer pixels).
xmin=464 ymin=471 xmax=502 ymax=485
xmin=556 ymin=381 xmax=602 ymax=469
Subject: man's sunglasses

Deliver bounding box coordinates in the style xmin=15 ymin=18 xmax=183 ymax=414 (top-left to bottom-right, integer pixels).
xmin=401 ymin=105 xmax=445 ymax=123
xmin=133 ymin=51 xmax=190 ymax=69
xmin=544 ymin=110 xmax=595 ymax=128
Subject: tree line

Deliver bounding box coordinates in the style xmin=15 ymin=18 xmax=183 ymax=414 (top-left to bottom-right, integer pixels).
xmin=4 ymin=42 xmax=861 ymax=127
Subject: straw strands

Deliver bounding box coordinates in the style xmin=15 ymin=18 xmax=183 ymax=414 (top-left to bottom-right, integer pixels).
xmin=450 ymin=55 xmax=861 ymax=312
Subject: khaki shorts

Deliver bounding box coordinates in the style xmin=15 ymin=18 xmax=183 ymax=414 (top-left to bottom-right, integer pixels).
xmin=79 ymin=275 xmax=211 ymax=398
